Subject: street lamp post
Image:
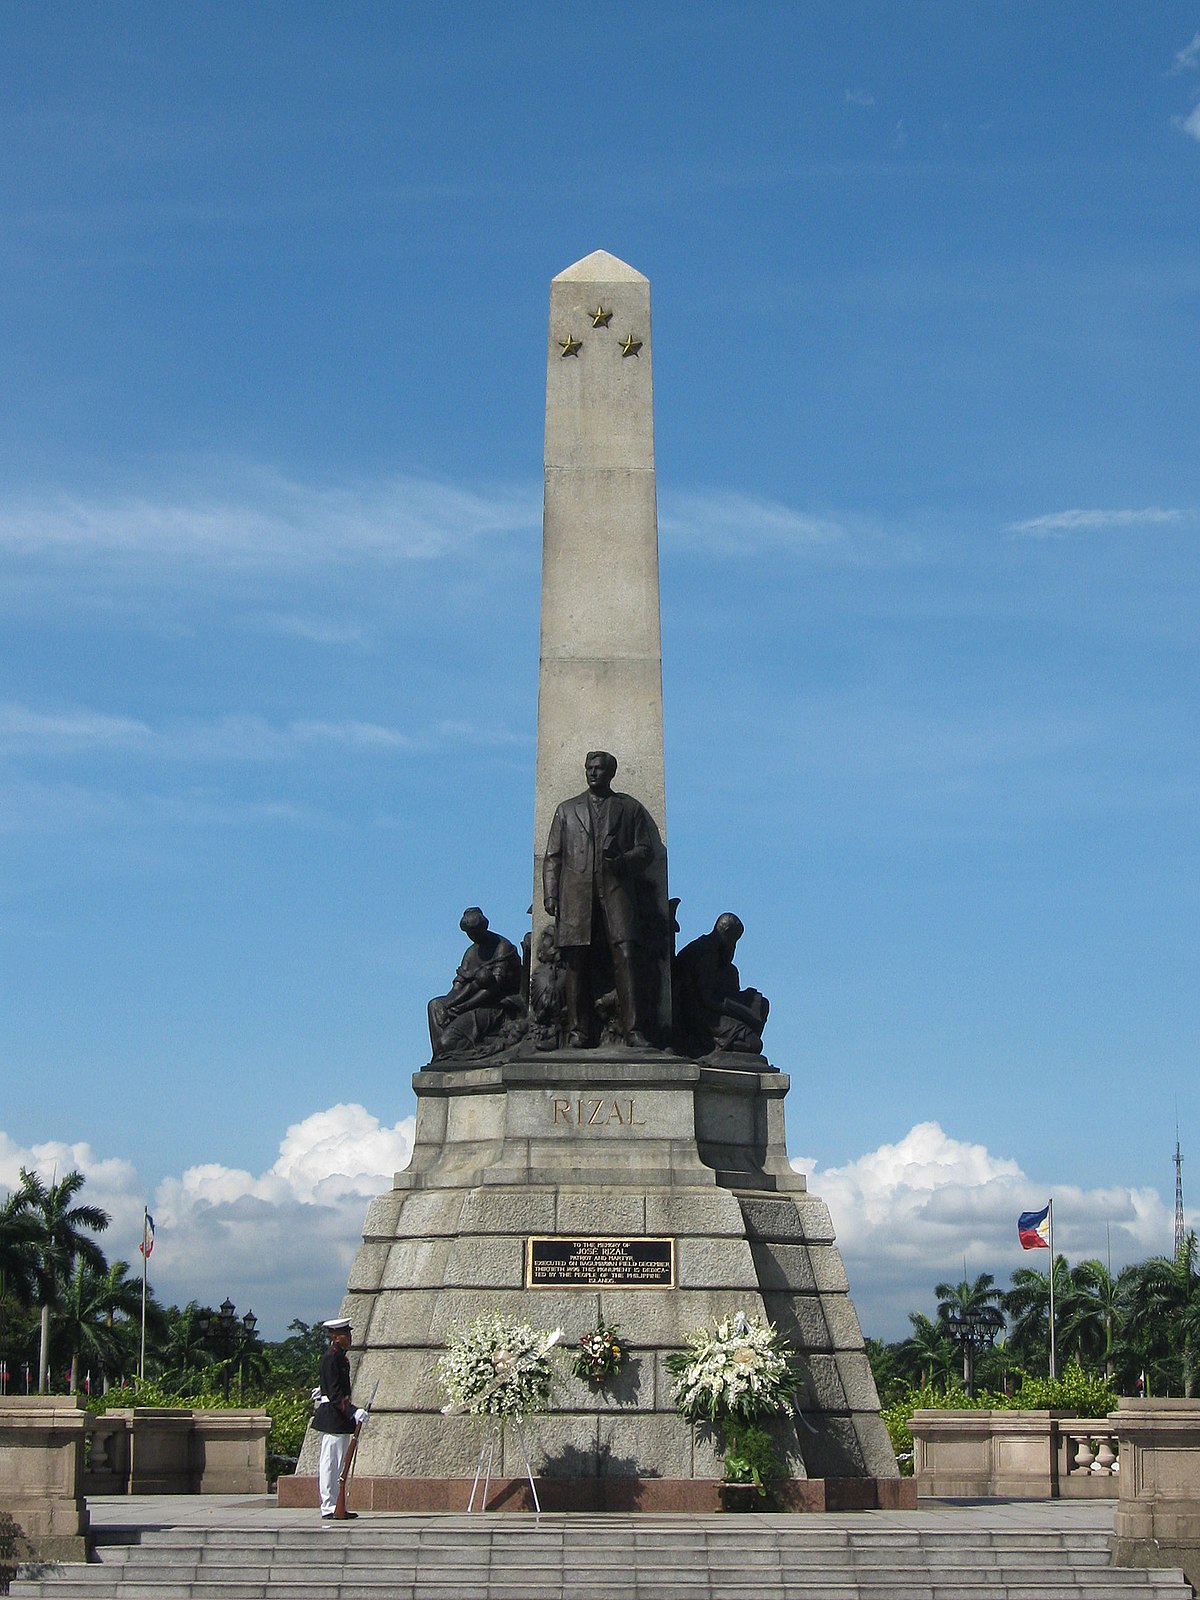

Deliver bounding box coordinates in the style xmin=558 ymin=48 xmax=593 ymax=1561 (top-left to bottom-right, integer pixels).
xmin=944 ymin=1305 xmax=998 ymax=1397
xmin=197 ymin=1298 xmax=258 ymax=1402
xmin=239 ymin=1309 xmax=257 ymax=1399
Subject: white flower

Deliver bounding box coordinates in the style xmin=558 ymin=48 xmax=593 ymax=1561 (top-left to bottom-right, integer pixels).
xmin=666 ymin=1310 xmax=798 ymax=1424
xmin=437 ymin=1313 xmax=561 ymax=1420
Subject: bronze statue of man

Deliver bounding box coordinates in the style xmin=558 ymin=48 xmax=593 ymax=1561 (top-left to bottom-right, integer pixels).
xmin=543 ymin=751 xmax=654 ymax=1049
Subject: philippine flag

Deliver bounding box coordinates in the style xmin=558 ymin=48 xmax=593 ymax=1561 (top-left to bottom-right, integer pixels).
xmin=1018 ymin=1205 xmax=1051 ymax=1249
xmin=139 ymin=1213 xmax=155 ymax=1259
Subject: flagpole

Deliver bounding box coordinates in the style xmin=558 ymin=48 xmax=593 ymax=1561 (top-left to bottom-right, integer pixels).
xmin=1047 ymin=1196 xmax=1057 ymax=1381
xmin=139 ymin=1204 xmax=148 ymax=1382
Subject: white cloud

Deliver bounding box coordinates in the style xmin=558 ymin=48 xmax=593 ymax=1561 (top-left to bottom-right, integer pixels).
xmin=1008 ymin=507 xmax=1189 ymax=537
xmin=1170 ymin=32 xmax=1200 ymax=73
xmin=0 ymin=1132 xmax=142 ymax=1222
xmin=0 ymin=1107 xmax=414 ymax=1337
xmin=0 ymin=704 xmax=530 ymax=763
xmin=798 ymin=1122 xmax=1171 ymax=1337
xmin=290 ymin=720 xmax=415 ymax=751
xmin=659 ymin=490 xmax=926 ymax=566
xmin=0 ymin=778 xmax=324 ymax=835
xmin=1176 ymin=102 xmax=1200 ymax=142
xmin=239 ymin=613 xmax=369 ymax=647
xmin=0 ymin=470 xmax=538 ymax=567
xmin=659 ymin=489 xmax=921 ymax=566
xmin=845 ymin=88 xmax=876 ymax=108
xmin=660 ymin=489 xmax=845 ymax=555
xmin=0 ymin=470 xmax=927 ymax=578
xmin=0 ymin=703 xmax=153 ymax=752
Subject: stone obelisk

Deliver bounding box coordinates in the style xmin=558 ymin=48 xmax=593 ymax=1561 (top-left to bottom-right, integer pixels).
xmin=281 ymin=253 xmax=906 ymax=1515
xmin=532 ymin=251 xmax=668 ymax=1012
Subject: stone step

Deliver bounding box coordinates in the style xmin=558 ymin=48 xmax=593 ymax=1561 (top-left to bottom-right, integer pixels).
xmin=92 ymin=1530 xmax=1121 ymax=1554
xmin=36 ymin=1553 xmax=1126 ymax=1577
xmin=11 ymin=1525 xmax=1191 ymax=1600
xmin=10 ymin=1583 xmax=1192 ymax=1600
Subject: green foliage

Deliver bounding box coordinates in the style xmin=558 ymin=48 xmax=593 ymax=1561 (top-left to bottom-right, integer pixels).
xmin=1122 ymin=1233 xmax=1200 ymax=1398
xmin=720 ymin=1422 xmax=786 ymax=1494
xmin=263 ymin=1387 xmax=314 ymax=1460
xmin=84 ymin=1378 xmax=182 ymax=1413
xmin=1008 ymin=1358 xmax=1117 ymax=1414
xmin=262 ymin=1320 xmax=326 ymax=1389
xmin=864 ymin=1336 xmax=906 ymax=1408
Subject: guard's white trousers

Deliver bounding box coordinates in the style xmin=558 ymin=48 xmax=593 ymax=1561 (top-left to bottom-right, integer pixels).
xmin=318 ymin=1431 xmax=353 ymax=1515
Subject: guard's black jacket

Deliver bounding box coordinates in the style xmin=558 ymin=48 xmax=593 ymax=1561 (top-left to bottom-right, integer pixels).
xmin=313 ymin=1344 xmax=356 ymax=1435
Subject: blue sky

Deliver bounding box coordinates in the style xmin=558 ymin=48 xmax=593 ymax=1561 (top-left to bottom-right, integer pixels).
xmin=1 ymin=3 xmax=1198 ymax=1341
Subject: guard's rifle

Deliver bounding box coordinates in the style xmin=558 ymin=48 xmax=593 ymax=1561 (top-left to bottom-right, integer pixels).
xmin=334 ymin=1379 xmax=379 ymax=1520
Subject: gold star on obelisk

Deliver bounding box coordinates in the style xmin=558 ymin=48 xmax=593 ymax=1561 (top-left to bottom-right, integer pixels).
xmin=559 ymin=333 xmax=582 ymax=357
xmin=620 ymin=333 xmax=643 ymax=358
xmin=591 ymin=305 xmax=613 ymax=328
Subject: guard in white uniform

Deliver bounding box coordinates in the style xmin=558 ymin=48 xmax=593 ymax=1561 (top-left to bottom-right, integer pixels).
xmin=312 ymin=1317 xmax=366 ymax=1518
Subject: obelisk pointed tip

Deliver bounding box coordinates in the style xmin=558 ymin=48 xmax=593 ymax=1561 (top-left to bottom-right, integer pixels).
xmin=553 ymin=249 xmax=648 ymax=284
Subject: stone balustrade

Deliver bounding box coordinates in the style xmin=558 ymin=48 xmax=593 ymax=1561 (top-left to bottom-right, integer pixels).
xmin=911 ymin=1409 xmax=1120 ymax=1500
xmin=1059 ymin=1418 xmax=1119 ymax=1489
xmin=1 ymin=1399 xmax=270 ymax=1561
xmin=81 ymin=1406 xmax=271 ymax=1495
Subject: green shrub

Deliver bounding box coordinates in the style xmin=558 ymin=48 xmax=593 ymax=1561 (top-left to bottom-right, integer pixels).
xmin=1008 ymin=1358 xmax=1117 ymax=1416
xmin=720 ymin=1423 xmax=787 ymax=1495
xmin=264 ymin=1388 xmax=312 ymax=1459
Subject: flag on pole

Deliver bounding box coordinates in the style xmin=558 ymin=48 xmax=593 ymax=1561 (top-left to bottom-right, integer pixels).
xmin=139 ymin=1212 xmax=155 ymax=1258
xmin=1018 ymin=1204 xmax=1051 ymax=1249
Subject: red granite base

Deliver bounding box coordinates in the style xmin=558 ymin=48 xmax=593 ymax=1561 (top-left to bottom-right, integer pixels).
xmin=276 ymin=1473 xmax=916 ymax=1513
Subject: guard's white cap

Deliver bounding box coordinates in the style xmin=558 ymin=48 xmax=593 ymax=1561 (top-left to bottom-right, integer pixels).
xmin=322 ymin=1318 xmax=353 ymax=1332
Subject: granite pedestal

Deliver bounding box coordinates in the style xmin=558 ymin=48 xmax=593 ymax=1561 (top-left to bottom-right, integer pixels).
xmin=280 ymin=1056 xmax=903 ymax=1511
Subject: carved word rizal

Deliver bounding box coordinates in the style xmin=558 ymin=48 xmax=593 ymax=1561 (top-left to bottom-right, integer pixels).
xmin=551 ymin=1097 xmax=645 ymax=1127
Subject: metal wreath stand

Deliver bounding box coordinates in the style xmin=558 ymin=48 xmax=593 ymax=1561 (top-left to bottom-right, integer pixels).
xmin=468 ymin=1414 xmax=541 ymax=1514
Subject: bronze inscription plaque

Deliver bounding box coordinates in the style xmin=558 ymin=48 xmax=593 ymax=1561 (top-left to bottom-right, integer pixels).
xmin=526 ymin=1235 xmax=675 ymax=1289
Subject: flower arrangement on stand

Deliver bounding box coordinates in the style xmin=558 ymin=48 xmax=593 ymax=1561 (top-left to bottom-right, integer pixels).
xmin=437 ymin=1314 xmax=564 ymax=1420
xmin=571 ymin=1318 xmax=626 ymax=1386
xmin=666 ymin=1310 xmax=800 ymax=1509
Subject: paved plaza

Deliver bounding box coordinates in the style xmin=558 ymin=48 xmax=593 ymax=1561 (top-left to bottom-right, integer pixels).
xmin=81 ymin=1492 xmax=1122 ymax=1536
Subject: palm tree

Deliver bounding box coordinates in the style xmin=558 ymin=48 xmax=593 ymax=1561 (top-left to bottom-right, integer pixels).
xmin=898 ymin=1312 xmax=956 ymax=1388
xmin=56 ymin=1259 xmax=159 ymax=1392
xmin=935 ymin=1273 xmax=1005 ymax=1394
xmin=0 ymin=1189 xmax=41 ymax=1302
xmin=16 ymin=1168 xmax=110 ymax=1392
xmin=1 ymin=1192 xmax=42 ymax=1389
xmin=1126 ymin=1233 xmax=1200 ymax=1397
xmin=1057 ymin=1259 xmax=1124 ymax=1376
xmin=1 ymin=1189 xmax=45 ymax=1376
xmin=1004 ymin=1253 xmax=1073 ymax=1374
xmin=154 ymin=1302 xmax=220 ymax=1392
